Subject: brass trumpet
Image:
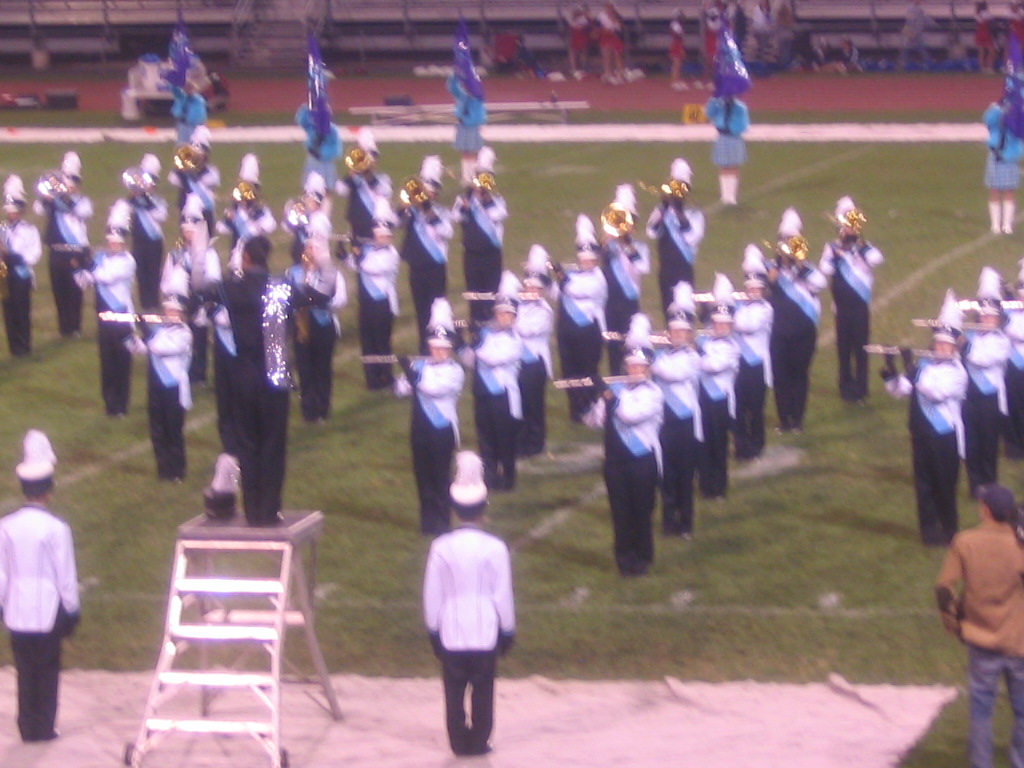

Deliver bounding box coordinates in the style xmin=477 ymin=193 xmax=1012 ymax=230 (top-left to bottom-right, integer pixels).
xmin=122 ymin=166 xmax=156 ymax=193
xmin=638 ymin=179 xmax=689 ymax=200
xmin=173 ymin=144 xmax=202 ymax=173
xmin=285 ymin=198 xmax=309 ymax=229
xmin=232 ymin=180 xmax=259 ymax=206
xmin=835 ymin=207 xmax=867 ymax=234
xmin=472 ymin=170 xmax=497 ymax=193
xmin=765 ymin=236 xmax=809 ymax=264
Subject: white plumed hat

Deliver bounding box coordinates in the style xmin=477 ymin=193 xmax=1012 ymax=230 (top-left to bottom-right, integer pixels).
xmin=304 ymin=171 xmax=326 ymax=199
xmin=238 ymin=153 xmax=260 ymax=184
xmin=670 ymin=158 xmax=692 ymax=185
xmin=575 ymin=214 xmax=598 ymax=256
xmin=419 ymin=155 xmax=444 ymax=188
xmin=140 ymin=153 xmax=161 ymax=178
xmin=61 ymin=151 xmax=82 ymax=180
xmin=450 ymin=451 xmax=488 ymax=512
xmin=613 ymin=183 xmax=637 ymax=215
xmin=3 ymin=175 xmax=26 ymax=212
xmin=16 ymin=429 xmax=56 ymax=484
xmin=476 ymin=146 xmax=496 ymax=173
xmin=778 ymin=207 xmax=803 ymax=238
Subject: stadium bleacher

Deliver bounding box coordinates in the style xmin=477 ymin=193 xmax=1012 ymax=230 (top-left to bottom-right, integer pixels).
xmin=0 ymin=0 xmax=1016 ymax=70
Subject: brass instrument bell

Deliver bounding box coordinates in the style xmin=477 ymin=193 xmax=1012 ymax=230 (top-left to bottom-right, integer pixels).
xmin=232 ymin=180 xmax=259 ymax=205
xmin=600 ymin=202 xmax=635 ymax=238
xmin=837 ymin=207 xmax=867 ymax=234
xmin=399 ymin=176 xmax=429 ymax=207
xmin=776 ymin=234 xmax=809 ymax=263
xmin=36 ymin=171 xmax=67 ymax=200
xmin=121 ymin=166 xmax=156 ymax=193
xmin=173 ymin=144 xmax=201 ymax=173
xmin=285 ymin=198 xmax=309 ymax=229
xmin=472 ymin=170 xmax=497 ymax=192
xmin=344 ymin=147 xmax=374 ymax=174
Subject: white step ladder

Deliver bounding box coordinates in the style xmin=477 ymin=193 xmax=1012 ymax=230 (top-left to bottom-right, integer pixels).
xmin=125 ymin=511 xmax=342 ymax=768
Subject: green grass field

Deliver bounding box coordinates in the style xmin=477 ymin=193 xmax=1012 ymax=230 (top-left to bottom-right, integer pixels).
xmin=0 ymin=130 xmax=1019 ymax=765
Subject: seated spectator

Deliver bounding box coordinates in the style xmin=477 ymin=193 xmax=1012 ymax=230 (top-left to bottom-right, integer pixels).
xmin=820 ymin=38 xmax=862 ymax=74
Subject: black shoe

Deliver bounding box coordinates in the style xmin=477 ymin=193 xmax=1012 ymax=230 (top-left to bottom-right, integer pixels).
xmin=249 ymin=513 xmax=285 ymax=527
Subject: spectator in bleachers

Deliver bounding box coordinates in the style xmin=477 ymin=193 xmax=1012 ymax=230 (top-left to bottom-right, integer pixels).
xmin=820 ymin=38 xmax=863 ymax=75
xmin=751 ymin=0 xmax=776 ymax=68
xmin=1011 ymin=2 xmax=1024 ymax=48
xmin=669 ymin=9 xmax=688 ymax=90
xmin=725 ymin=0 xmax=748 ymax=58
xmin=900 ymin=0 xmax=937 ymax=71
xmin=567 ymin=3 xmax=594 ymax=80
xmin=701 ymin=0 xmax=724 ymax=85
xmin=975 ymin=2 xmax=997 ymax=73
xmin=597 ymin=1 xmax=628 ymax=85
xmin=774 ymin=0 xmax=796 ymax=69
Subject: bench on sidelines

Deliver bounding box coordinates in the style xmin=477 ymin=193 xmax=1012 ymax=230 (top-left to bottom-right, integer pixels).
xmin=348 ymin=99 xmax=590 ymax=126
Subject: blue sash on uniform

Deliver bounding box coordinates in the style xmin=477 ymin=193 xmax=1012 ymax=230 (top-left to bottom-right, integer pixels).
xmin=413 ymin=360 xmax=451 ymax=428
xmin=470 ymin=197 xmax=502 ymax=249
xmin=737 ymin=334 xmax=761 ymax=366
xmin=777 ymin=273 xmax=819 ymax=324
xmin=354 ymin=176 xmax=377 ymax=220
xmin=55 ymin=209 xmax=84 ymax=247
xmin=608 ymin=245 xmax=639 ymax=300
xmin=412 ymin=213 xmax=446 ymax=265
xmin=187 ymin=176 xmax=214 ymax=211
xmin=561 ymin=293 xmax=592 ymax=327
xmin=150 ymin=335 xmax=179 ymax=388
xmin=93 ymin=254 xmax=128 ymax=313
xmin=664 ymin=207 xmax=695 ymax=265
xmin=360 ymin=272 xmax=387 ymax=302
xmin=660 ymin=383 xmax=693 ymax=419
xmin=134 ymin=205 xmax=162 ymax=241
xmin=835 ymin=249 xmax=871 ymax=303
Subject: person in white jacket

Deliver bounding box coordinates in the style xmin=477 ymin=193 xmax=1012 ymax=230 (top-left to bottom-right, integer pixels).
xmin=423 ymin=451 xmax=515 ymax=756
xmin=0 ymin=430 xmax=80 ymax=742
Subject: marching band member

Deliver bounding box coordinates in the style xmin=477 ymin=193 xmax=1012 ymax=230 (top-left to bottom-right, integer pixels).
xmin=469 ymin=274 xmax=524 ymax=491
xmin=286 ymin=226 xmax=347 ymax=423
xmin=129 ymin=296 xmax=193 ymax=481
xmin=819 ymin=196 xmax=884 ymax=404
xmin=516 ymin=246 xmax=555 ymax=457
xmin=452 ymin=147 xmax=508 ymax=323
xmin=601 ymin=184 xmax=651 ymax=376
xmin=283 ymin=171 xmax=331 ymax=265
xmin=75 ymin=201 xmax=136 ymax=416
xmin=597 ymin=314 xmax=663 ymax=576
xmin=733 ymin=245 xmax=773 ymax=460
xmin=2 ymin=176 xmax=42 ymax=357
xmin=399 ymin=155 xmax=454 ymax=353
xmin=645 ymin=158 xmax=705 ymax=315
xmin=552 ymin=215 xmax=607 ymax=422
xmin=34 ymin=151 xmax=92 ymax=338
xmin=963 ymin=267 xmax=1011 ymax=492
xmin=697 ymin=274 xmax=741 ymax=499
xmin=168 ymin=125 xmax=219 ymax=236
xmin=1003 ymin=259 xmax=1024 ymax=456
xmin=222 ymin=235 xmax=295 ymax=526
xmin=218 ymin=153 xmax=277 ymax=270
xmin=355 ymin=198 xmax=400 ymax=391
xmin=651 ymin=282 xmax=702 ymax=537
xmin=123 ymin=154 xmax=167 ymax=311
xmin=337 ymin=127 xmax=392 ymax=243
xmin=399 ymin=299 xmax=466 ymax=536
xmin=982 ymin=92 xmax=1022 ymax=234
xmin=882 ymin=291 xmax=968 ymax=546
xmin=768 ymin=207 xmax=826 ymax=433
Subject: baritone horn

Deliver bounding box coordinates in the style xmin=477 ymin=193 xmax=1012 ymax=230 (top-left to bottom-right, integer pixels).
xmin=836 ymin=207 xmax=867 ymax=234
xmin=173 ymin=144 xmax=201 ymax=173
xmin=472 ymin=170 xmax=497 ymax=193
xmin=344 ymin=147 xmax=374 ymax=174
xmin=36 ymin=171 xmax=67 ymax=200
xmin=767 ymin=234 xmax=809 ymax=264
xmin=600 ymin=202 xmax=635 ymax=238
xmin=232 ymin=180 xmax=259 ymax=206
xmin=638 ymin=179 xmax=689 ymax=200
xmin=399 ymin=176 xmax=429 ymax=207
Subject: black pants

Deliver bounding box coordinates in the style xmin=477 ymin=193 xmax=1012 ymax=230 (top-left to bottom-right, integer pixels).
xmin=358 ymin=295 xmax=394 ymax=391
xmin=660 ymin=414 xmax=698 ymax=535
xmin=189 ymin=321 xmax=209 ymax=384
xmin=10 ymin=629 xmax=61 ymax=742
xmin=699 ymin=395 xmax=731 ymax=499
xmin=295 ymin=320 xmax=336 ymax=422
xmin=1005 ymin=363 xmax=1024 ymax=455
xmin=49 ymin=249 xmax=84 ymax=337
xmin=658 ymin=258 xmax=694 ymax=319
xmin=410 ymin=262 xmax=447 ymax=354
xmin=213 ymin=340 xmax=241 ymax=457
xmin=463 ymin=249 xmax=502 ymax=324
xmin=912 ymin=430 xmax=960 ymax=546
xmin=98 ymin=320 xmax=133 ymax=416
xmin=517 ymin=359 xmax=547 ymax=457
xmin=964 ymin=392 xmax=1002 ymax=494
xmin=557 ymin=320 xmax=602 ymax=422
xmin=149 ymin=379 xmax=185 ymax=480
xmin=734 ymin=361 xmax=766 ymax=459
xmin=771 ymin=328 xmax=816 ymax=431
xmin=605 ymin=297 xmax=639 ymax=377
xmin=134 ymin=236 xmax=163 ymax=310
xmin=440 ymin=649 xmax=497 ymax=756
xmin=475 ymin=391 xmax=520 ymax=491
xmin=604 ymin=452 xmax=658 ymax=575
xmin=3 ymin=272 xmax=32 ymax=357
xmin=412 ymin=422 xmax=455 ymax=535
xmin=233 ymin=361 xmax=290 ymax=524
xmin=835 ymin=300 xmax=870 ymax=402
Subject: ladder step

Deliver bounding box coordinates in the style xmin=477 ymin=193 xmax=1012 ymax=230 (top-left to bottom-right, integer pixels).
xmin=145 ymin=718 xmax=274 ymax=736
xmin=204 ymin=608 xmax=306 ymax=627
xmin=159 ymin=671 xmax=276 ymax=688
xmin=175 ymin=577 xmax=286 ymax=596
xmin=171 ymin=624 xmax=279 ymax=642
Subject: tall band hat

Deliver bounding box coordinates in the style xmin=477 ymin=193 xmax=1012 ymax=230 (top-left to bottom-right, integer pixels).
xmin=450 ymin=450 xmax=488 ymax=516
xmin=742 ymin=243 xmax=768 ymax=288
xmin=667 ymin=281 xmax=696 ymax=330
xmin=710 ymin=272 xmax=737 ymax=323
xmin=61 ymin=151 xmax=82 ymax=182
xmin=523 ymin=244 xmax=550 ymax=288
xmin=16 ymin=428 xmax=56 ymax=496
xmin=419 ymin=155 xmax=444 ymax=191
xmin=575 ymin=214 xmax=599 ymax=259
xmin=623 ymin=312 xmax=655 ymax=367
xmin=304 ymin=170 xmax=326 ymax=202
xmin=427 ymin=297 xmax=457 ymax=348
xmin=106 ymin=200 xmax=132 ymax=244
xmin=977 ymin=266 xmax=1004 ymax=317
xmin=933 ymin=289 xmax=963 ymax=345
xmin=494 ymin=270 xmax=522 ymax=314
xmin=3 ymin=175 xmax=27 ymax=213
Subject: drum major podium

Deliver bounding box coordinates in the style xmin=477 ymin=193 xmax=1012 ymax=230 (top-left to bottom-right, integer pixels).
xmin=125 ymin=511 xmax=341 ymax=768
